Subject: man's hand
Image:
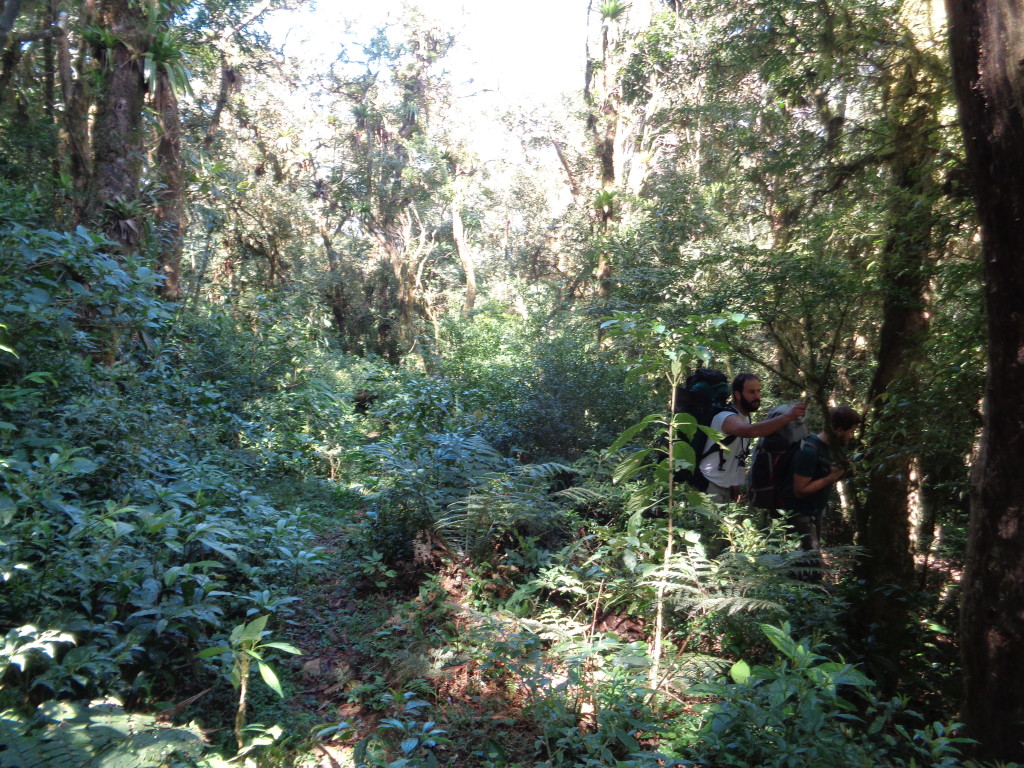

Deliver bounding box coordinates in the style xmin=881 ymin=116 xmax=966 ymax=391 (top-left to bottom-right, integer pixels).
xmin=724 ymin=400 xmax=809 ymax=438
xmin=794 ymin=464 xmax=846 ymax=498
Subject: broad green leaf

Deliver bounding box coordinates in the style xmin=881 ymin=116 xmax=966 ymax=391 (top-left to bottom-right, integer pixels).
xmin=66 ymin=457 xmax=98 ymax=476
xmin=730 ymin=659 xmax=751 ymax=684
xmin=257 ymin=661 xmax=284 ymax=697
xmin=760 ymin=623 xmax=802 ymax=662
xmin=671 ymin=410 xmax=697 ymax=430
xmin=608 ymin=413 xmax=662 ymax=453
xmin=24 ymin=288 xmax=51 ymax=308
xmin=622 ymin=549 xmax=638 ymax=571
xmin=107 ymin=521 xmax=135 ymax=538
xmin=232 ymin=614 xmax=269 ymax=644
xmin=261 ymin=642 xmax=302 ymax=655
xmin=612 ymin=449 xmax=653 ymax=485
xmin=815 ymin=662 xmax=873 ymax=688
xmin=0 ymin=494 xmax=16 ymax=525
xmin=672 ymin=440 xmax=695 ymax=468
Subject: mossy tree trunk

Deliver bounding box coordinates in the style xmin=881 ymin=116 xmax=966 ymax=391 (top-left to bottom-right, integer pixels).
xmin=87 ymin=0 xmax=149 ymax=250
xmin=946 ymin=0 xmax=1024 ymax=760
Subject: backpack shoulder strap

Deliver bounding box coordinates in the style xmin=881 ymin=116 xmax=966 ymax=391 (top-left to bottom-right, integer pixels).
xmin=718 ymin=406 xmax=739 ymax=447
xmin=698 ymin=406 xmax=740 ymax=462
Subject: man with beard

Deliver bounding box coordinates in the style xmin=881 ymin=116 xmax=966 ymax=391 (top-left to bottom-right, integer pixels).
xmin=698 ymin=373 xmax=807 ymax=503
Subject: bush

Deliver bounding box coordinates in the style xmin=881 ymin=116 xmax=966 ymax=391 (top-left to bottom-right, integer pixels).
xmin=684 ymin=623 xmax=969 ymax=768
xmin=438 ymin=303 xmax=651 ymax=460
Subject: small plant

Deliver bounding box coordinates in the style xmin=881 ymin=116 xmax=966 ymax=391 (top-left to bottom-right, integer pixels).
xmin=353 ymin=692 xmax=449 ymax=768
xmin=200 ymin=615 xmax=302 ymax=749
xmin=359 ymin=550 xmax=398 ymax=590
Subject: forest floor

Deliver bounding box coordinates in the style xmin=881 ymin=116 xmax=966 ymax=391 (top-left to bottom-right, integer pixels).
xmin=271 ymin=525 xmax=545 ymax=768
xmin=247 ymin=478 xmax=966 ymax=768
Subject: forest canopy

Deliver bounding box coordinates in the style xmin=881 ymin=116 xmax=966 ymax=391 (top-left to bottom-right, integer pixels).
xmin=0 ymin=0 xmax=1022 ymax=766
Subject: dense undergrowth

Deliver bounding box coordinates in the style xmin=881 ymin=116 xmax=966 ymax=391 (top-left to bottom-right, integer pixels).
xmin=0 ymin=194 xmax=994 ymax=767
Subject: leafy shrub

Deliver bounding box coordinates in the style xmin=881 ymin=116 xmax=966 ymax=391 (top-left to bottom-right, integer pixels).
xmin=438 ymin=304 xmax=650 ymax=460
xmin=359 ymin=429 xmax=511 ymax=563
xmin=0 ymin=211 xmax=327 ymax=741
xmin=685 ymin=623 xmax=970 ymax=768
xmin=0 ymin=218 xmax=170 ymax=377
xmin=435 ymin=461 xmax=573 ymax=562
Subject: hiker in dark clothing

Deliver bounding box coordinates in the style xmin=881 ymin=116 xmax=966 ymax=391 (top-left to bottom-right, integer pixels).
xmin=781 ymin=405 xmax=861 ymax=576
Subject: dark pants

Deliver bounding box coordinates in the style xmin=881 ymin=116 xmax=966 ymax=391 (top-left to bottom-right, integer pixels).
xmin=791 ymin=514 xmax=821 ymax=551
xmin=789 ymin=513 xmax=823 ymax=581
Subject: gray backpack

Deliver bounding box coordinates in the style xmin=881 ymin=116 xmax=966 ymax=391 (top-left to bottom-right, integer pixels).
xmin=747 ymin=404 xmax=810 ymax=509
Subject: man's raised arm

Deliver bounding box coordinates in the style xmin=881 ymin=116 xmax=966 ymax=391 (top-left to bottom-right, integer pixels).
xmin=721 ymin=402 xmax=807 ymax=438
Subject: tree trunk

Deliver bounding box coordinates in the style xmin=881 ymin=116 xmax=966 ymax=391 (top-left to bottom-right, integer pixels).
xmin=204 ymin=55 xmax=237 ymax=149
xmin=856 ymin=58 xmax=941 ymax=694
xmin=946 ymin=0 xmax=1024 ymax=760
xmin=0 ymin=0 xmax=23 ymax=51
xmin=62 ymin=1 xmax=94 ymax=222
xmin=154 ymin=70 xmax=183 ymax=299
xmin=319 ymin=222 xmax=354 ymax=350
xmin=451 ymin=173 xmax=476 ymax=317
xmin=87 ymin=0 xmax=148 ymax=249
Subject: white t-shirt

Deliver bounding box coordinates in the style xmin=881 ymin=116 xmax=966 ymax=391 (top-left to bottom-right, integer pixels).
xmin=699 ymin=410 xmax=751 ymax=489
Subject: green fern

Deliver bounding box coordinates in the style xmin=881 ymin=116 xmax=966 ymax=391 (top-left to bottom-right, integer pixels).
xmin=641 ymin=544 xmax=789 ymax=617
xmin=0 ymin=700 xmax=204 ymax=768
xmin=434 ymin=462 xmax=570 ymax=560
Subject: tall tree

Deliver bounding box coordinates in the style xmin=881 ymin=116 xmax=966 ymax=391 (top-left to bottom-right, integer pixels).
xmin=945 ymin=0 xmax=1024 ymax=760
xmin=450 ymin=158 xmax=477 ymax=317
xmin=315 ymin=15 xmax=455 ymax=361
xmin=86 ymin=0 xmax=149 ymax=248
xmin=856 ymin=8 xmax=952 ymax=691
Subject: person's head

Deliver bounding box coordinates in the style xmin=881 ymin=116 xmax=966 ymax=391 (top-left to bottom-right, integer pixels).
xmin=829 ymin=405 xmax=862 ymax=443
xmin=731 ymin=373 xmax=762 ymax=414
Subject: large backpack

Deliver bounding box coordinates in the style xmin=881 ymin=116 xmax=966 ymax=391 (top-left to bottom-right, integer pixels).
xmin=747 ymin=403 xmax=810 ymax=509
xmin=671 ymin=369 xmax=737 ymax=492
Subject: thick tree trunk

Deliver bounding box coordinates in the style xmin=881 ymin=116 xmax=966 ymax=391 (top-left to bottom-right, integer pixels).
xmin=41 ymin=2 xmax=54 ymax=122
xmin=204 ymin=55 xmax=237 ymax=149
xmin=319 ymin=223 xmax=355 ymax=351
xmin=87 ymin=0 xmax=148 ymax=249
xmin=451 ymin=168 xmax=476 ymax=317
xmin=854 ymin=56 xmax=942 ymax=693
xmin=945 ymin=0 xmax=1024 ymax=761
xmin=452 ymin=203 xmax=476 ymax=317
xmin=0 ymin=0 xmax=23 ymax=51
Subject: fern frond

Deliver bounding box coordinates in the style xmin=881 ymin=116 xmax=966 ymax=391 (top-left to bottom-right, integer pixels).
xmin=517 ymin=610 xmax=590 ymax=642
xmin=681 ymin=595 xmax=785 ymax=615
xmin=0 ymin=713 xmax=43 ymax=768
xmin=0 ymin=699 xmax=204 ymax=768
xmin=434 ymin=462 xmax=568 ymax=560
xmin=521 ymin=461 xmax=574 ymax=480
xmin=556 ymin=486 xmax=606 ymax=504
xmin=664 ymin=653 xmax=731 ymax=688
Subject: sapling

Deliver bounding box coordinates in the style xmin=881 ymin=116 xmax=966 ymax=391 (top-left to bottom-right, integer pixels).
xmin=199 ymin=614 xmax=301 ymax=749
